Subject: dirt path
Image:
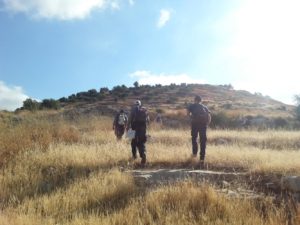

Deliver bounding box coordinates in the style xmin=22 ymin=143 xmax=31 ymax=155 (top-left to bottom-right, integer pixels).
xmin=126 ymin=168 xmax=269 ymax=199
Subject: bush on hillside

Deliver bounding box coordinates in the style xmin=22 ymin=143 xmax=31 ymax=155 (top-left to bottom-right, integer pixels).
xmin=59 ymin=97 xmax=68 ymax=102
xmin=99 ymin=87 xmax=109 ymax=94
xmin=68 ymin=94 xmax=76 ymax=102
xmin=22 ymin=98 xmax=40 ymax=111
xmin=133 ymin=81 xmax=139 ymax=88
xmin=87 ymin=89 xmax=98 ymax=97
xmin=210 ymin=112 xmax=239 ymax=129
xmin=41 ymin=99 xmax=60 ymax=110
xmin=167 ymin=96 xmax=178 ymax=104
xmin=273 ymin=117 xmax=289 ymax=129
xmin=156 ymin=108 xmax=164 ymax=114
xmin=112 ymin=85 xmax=128 ymax=94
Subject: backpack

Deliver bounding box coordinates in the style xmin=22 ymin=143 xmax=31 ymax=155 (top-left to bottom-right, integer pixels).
xmin=133 ymin=106 xmax=147 ymax=123
xmin=191 ymin=104 xmax=209 ymax=125
xmin=118 ymin=113 xmax=126 ymax=126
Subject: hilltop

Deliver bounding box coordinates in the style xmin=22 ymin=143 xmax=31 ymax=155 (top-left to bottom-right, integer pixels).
xmin=5 ymin=83 xmax=296 ymax=128
xmin=52 ymin=83 xmax=294 ymax=128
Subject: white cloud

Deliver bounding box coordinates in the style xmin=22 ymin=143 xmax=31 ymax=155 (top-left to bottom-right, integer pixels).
xmin=110 ymin=1 xmax=120 ymax=10
xmin=128 ymin=0 xmax=134 ymax=6
xmin=2 ymin=0 xmax=108 ymax=20
xmin=214 ymin=0 xmax=300 ymax=105
xmin=0 ymin=81 xmax=29 ymax=111
xmin=157 ymin=9 xmax=171 ymax=28
xmin=130 ymin=70 xmax=206 ymax=86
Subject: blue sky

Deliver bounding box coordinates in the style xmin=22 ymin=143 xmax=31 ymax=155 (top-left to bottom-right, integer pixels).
xmin=0 ymin=0 xmax=300 ymax=110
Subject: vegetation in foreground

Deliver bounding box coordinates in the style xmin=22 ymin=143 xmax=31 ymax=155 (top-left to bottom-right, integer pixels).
xmin=0 ymin=114 xmax=299 ymax=225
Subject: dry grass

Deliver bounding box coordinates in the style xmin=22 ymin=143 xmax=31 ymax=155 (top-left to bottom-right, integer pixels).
xmin=0 ymin=114 xmax=299 ymax=224
xmin=0 ymin=120 xmax=81 ymax=167
xmin=0 ymin=182 xmax=290 ymax=225
xmin=96 ymin=182 xmax=287 ymax=225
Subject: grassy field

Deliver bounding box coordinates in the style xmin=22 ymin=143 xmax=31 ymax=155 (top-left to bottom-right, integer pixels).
xmin=0 ymin=115 xmax=299 ymax=224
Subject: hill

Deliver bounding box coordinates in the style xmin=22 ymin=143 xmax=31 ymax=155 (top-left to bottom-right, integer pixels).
xmin=54 ymin=83 xmax=295 ymax=128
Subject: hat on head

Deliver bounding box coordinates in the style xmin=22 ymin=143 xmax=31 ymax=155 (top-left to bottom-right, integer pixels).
xmin=194 ymin=95 xmax=202 ymax=102
xmin=135 ymin=100 xmax=141 ymax=106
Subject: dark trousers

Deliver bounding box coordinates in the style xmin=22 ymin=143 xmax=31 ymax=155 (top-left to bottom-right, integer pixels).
xmin=131 ymin=128 xmax=146 ymax=159
xmin=191 ymin=123 xmax=207 ymax=160
xmin=115 ymin=125 xmax=125 ymax=139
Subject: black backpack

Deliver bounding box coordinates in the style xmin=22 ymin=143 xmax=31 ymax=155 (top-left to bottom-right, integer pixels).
xmin=133 ymin=106 xmax=147 ymax=123
xmin=118 ymin=113 xmax=127 ymax=126
xmin=191 ymin=104 xmax=209 ymax=125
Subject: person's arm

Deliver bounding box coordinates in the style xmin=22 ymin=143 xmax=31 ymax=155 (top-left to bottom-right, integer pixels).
xmin=125 ymin=114 xmax=129 ymax=129
xmin=127 ymin=109 xmax=134 ymax=131
xmin=146 ymin=113 xmax=150 ymax=126
xmin=207 ymin=113 xmax=211 ymax=125
xmin=205 ymin=106 xmax=211 ymax=125
xmin=187 ymin=104 xmax=192 ymax=117
xmin=113 ymin=114 xmax=118 ymax=130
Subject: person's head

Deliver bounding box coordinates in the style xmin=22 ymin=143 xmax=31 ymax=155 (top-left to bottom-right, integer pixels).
xmin=119 ymin=109 xmax=124 ymax=113
xmin=194 ymin=95 xmax=202 ymax=103
xmin=135 ymin=100 xmax=141 ymax=106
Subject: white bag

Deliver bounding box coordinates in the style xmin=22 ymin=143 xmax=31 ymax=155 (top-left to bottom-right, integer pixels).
xmin=126 ymin=129 xmax=136 ymax=140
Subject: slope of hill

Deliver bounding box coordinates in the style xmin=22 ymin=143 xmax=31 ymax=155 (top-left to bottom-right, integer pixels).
xmin=4 ymin=83 xmax=295 ymax=129
xmin=53 ymin=83 xmax=294 ymax=128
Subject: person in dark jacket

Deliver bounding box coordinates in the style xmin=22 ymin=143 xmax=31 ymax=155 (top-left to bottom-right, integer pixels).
xmin=113 ymin=109 xmax=128 ymax=140
xmin=187 ymin=95 xmax=211 ymax=167
xmin=127 ymin=100 xmax=149 ymax=165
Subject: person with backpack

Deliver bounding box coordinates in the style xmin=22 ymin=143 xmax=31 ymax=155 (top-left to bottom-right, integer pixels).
xmin=113 ymin=109 xmax=128 ymax=140
xmin=127 ymin=100 xmax=149 ymax=165
xmin=187 ymin=95 xmax=211 ymax=167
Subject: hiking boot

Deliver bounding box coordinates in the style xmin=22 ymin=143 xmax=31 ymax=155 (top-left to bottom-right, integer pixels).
xmin=191 ymin=154 xmax=197 ymax=158
xmin=141 ymin=155 xmax=146 ymax=165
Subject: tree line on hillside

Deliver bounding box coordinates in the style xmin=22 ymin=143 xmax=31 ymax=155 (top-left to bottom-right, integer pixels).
xmin=59 ymin=82 xmax=202 ymax=103
xmin=17 ymin=83 xmax=300 ymax=129
xmin=20 ymin=98 xmax=60 ymax=111
xmin=21 ymin=82 xmax=206 ymax=110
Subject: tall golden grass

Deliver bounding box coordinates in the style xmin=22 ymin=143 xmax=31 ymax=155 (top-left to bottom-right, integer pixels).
xmin=0 ymin=180 xmax=292 ymax=225
xmin=0 ymin=113 xmax=299 ymax=224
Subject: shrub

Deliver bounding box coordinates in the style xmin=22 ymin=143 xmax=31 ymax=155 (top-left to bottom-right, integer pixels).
xmin=210 ymin=111 xmax=236 ymax=128
xmin=142 ymin=95 xmax=151 ymax=102
xmin=156 ymin=108 xmax=164 ymax=114
xmin=41 ymin=99 xmax=60 ymax=110
xmin=222 ymin=103 xmax=232 ymax=109
xmin=22 ymin=98 xmax=40 ymax=111
xmin=97 ymin=93 xmax=106 ymax=100
xmin=273 ymin=117 xmax=289 ymax=128
xmin=167 ymin=97 xmax=178 ymax=104
xmin=59 ymin=97 xmax=68 ymax=102
xmin=87 ymin=89 xmax=98 ymax=97
xmin=112 ymin=85 xmax=128 ymax=97
xmin=99 ymin=87 xmax=109 ymax=94
xmin=68 ymin=94 xmax=76 ymax=102
xmin=133 ymin=81 xmax=139 ymax=88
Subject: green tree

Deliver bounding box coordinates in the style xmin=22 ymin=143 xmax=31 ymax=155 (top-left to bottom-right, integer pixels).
xmin=133 ymin=81 xmax=139 ymax=88
xmin=41 ymin=99 xmax=60 ymax=110
xmin=87 ymin=89 xmax=98 ymax=97
xmin=22 ymin=98 xmax=40 ymax=111
xmin=99 ymin=87 xmax=109 ymax=94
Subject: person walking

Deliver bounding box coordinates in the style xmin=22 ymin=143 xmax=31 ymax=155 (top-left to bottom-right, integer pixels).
xmin=127 ymin=100 xmax=149 ymax=165
xmin=113 ymin=109 xmax=128 ymax=140
xmin=187 ymin=95 xmax=211 ymax=167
